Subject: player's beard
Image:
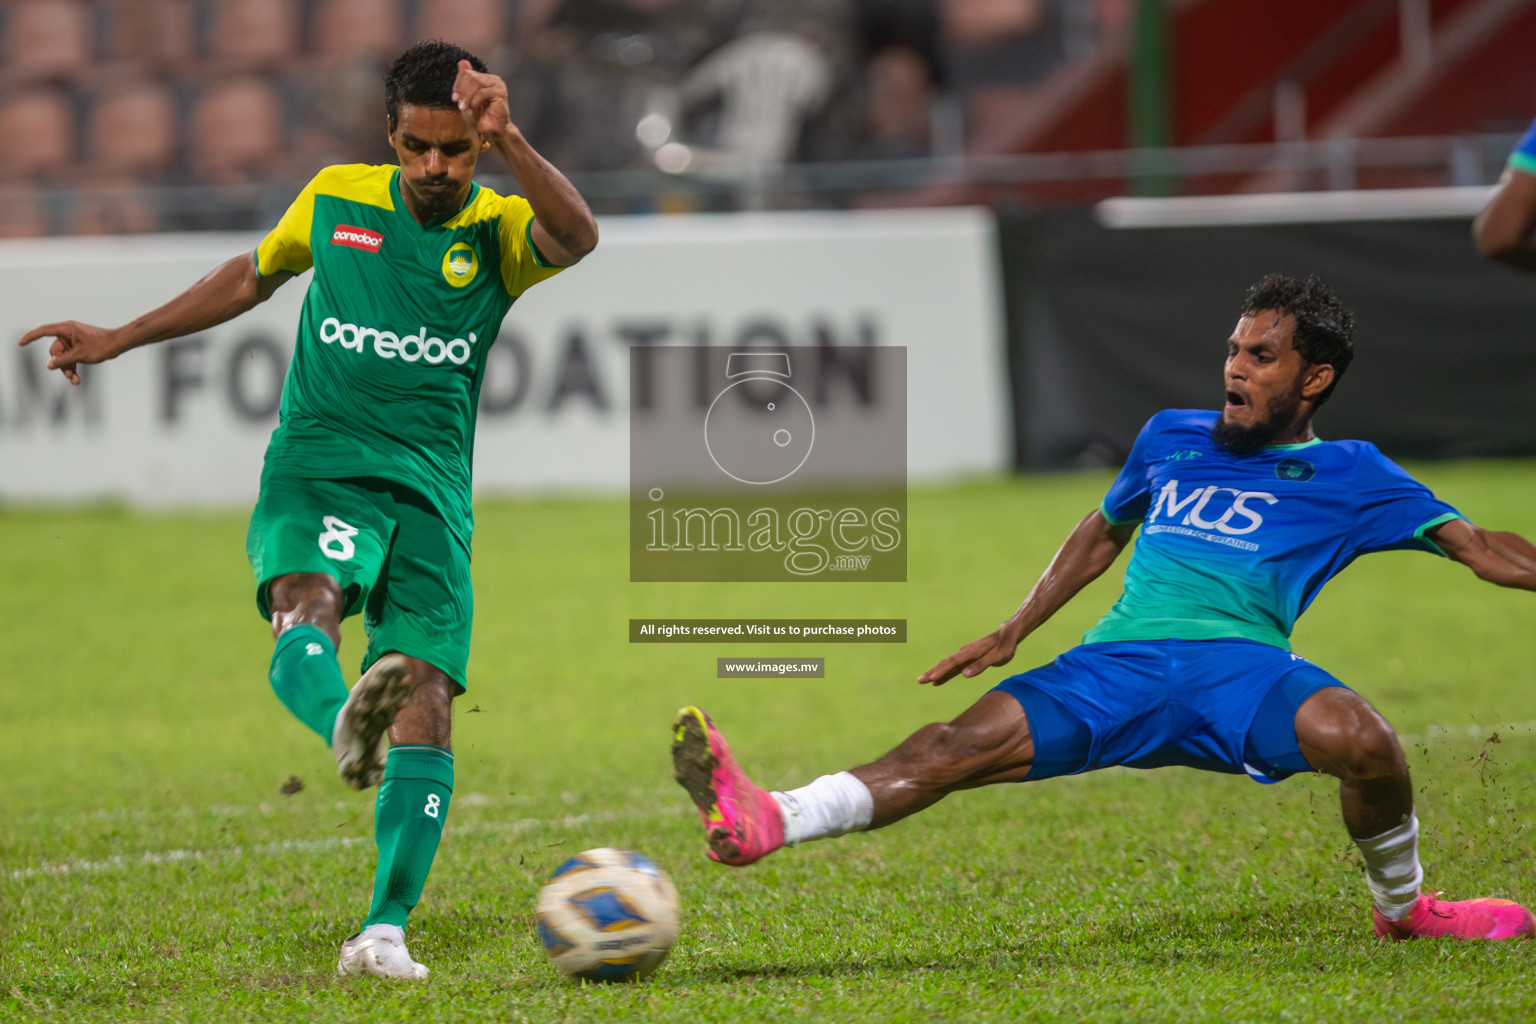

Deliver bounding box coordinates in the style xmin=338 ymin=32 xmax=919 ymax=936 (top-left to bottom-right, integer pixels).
xmin=1211 ymin=376 xmax=1307 ymax=454
xmin=409 ymin=177 xmax=467 ymax=221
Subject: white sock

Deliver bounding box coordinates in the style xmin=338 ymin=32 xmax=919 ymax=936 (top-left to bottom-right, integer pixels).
xmin=772 ymin=772 xmax=874 ymax=845
xmin=1356 ymin=813 xmax=1422 ymax=920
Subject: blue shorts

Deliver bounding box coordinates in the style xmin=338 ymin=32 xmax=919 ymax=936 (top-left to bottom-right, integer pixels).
xmin=991 ymin=639 xmax=1347 ymax=784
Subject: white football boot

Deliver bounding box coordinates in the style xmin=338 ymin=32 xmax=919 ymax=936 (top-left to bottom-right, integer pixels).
xmin=332 ymin=653 xmax=415 ymax=790
xmin=338 ymin=924 xmax=429 ymax=979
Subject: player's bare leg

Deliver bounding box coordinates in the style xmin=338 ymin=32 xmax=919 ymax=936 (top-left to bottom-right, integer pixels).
xmin=673 ymin=692 xmax=1035 ymax=865
xmin=1293 ymin=687 xmax=1413 ymax=838
xmin=1295 ymin=686 xmax=1534 ymax=940
xmin=388 ymin=662 xmax=455 ymax=748
xmin=340 ymin=657 xmax=458 ymax=979
xmin=848 ymin=692 xmax=1036 ymax=825
xmin=269 ymin=572 xmax=346 ymax=648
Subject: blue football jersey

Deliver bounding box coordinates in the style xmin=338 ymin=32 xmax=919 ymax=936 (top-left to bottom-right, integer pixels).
xmin=1511 ymin=115 xmax=1536 ymax=177
xmin=1084 ymin=409 xmax=1462 ymax=650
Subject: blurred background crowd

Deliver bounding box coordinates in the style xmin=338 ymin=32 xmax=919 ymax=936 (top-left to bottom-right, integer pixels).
xmin=0 ymin=0 xmax=1531 ymax=232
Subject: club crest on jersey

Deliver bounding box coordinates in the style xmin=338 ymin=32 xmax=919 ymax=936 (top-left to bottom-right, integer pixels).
xmin=331 ymin=225 xmax=383 ymax=253
xmin=442 ymin=242 xmax=479 ymax=288
xmin=1275 ymin=458 xmax=1316 ymax=482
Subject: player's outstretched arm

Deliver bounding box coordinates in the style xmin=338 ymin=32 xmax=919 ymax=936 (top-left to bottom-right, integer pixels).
xmin=918 ymin=510 xmax=1137 ymax=686
xmin=17 ymin=252 xmax=287 ymax=385
xmin=1430 ymin=518 xmax=1536 ymax=591
xmin=1473 ymin=168 xmax=1536 ymax=274
xmin=452 ymin=60 xmax=598 ymax=267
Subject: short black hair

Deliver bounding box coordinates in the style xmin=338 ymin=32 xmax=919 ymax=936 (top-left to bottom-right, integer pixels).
xmin=1240 ymin=273 xmax=1355 ymax=404
xmin=385 ymin=40 xmax=488 ymax=129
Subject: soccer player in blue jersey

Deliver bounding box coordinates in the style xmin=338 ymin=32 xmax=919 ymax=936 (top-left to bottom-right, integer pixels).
xmin=673 ymin=274 xmax=1536 ymax=941
xmin=1475 ymin=115 xmax=1536 ymax=273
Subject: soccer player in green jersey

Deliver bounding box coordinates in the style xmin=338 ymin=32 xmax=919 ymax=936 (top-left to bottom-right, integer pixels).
xmin=19 ymin=41 xmax=598 ymax=979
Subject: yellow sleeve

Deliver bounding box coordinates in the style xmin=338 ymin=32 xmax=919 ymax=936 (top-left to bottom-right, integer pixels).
xmin=254 ymin=177 xmax=319 ymax=277
xmin=496 ymin=195 xmax=566 ymax=297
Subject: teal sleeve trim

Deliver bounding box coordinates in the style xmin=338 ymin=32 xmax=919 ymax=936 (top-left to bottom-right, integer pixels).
xmin=1098 ymin=499 xmax=1142 ymax=527
xmin=383 ymin=744 xmax=455 ymax=788
xmin=1510 ymin=153 xmax=1536 ymax=177
xmin=525 ymin=217 xmax=557 ymax=268
xmin=1413 ymin=512 xmax=1463 ymax=557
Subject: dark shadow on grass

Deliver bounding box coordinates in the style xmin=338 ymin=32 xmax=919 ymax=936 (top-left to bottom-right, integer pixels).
xmin=659 ymin=896 xmax=1378 ymax=985
xmin=1087 ymin=896 xmax=1350 ymax=953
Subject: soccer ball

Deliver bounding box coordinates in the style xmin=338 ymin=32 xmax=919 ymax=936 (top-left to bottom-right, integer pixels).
xmin=534 ymin=848 xmax=681 ymax=982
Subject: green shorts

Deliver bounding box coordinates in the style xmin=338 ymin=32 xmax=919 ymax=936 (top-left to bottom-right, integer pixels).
xmin=246 ymin=475 xmax=472 ymax=691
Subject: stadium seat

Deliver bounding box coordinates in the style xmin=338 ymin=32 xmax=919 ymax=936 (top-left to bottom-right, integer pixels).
xmin=678 ymin=32 xmax=834 ymax=170
xmin=209 ymin=0 xmax=302 ymax=68
xmin=0 ymin=183 xmax=51 ymax=237
xmin=67 ymin=177 xmax=161 ymax=235
xmin=191 ymin=77 xmax=286 ymax=183
xmin=101 ymin=0 xmax=197 ymax=67
xmin=416 ymin=0 xmax=508 ymax=61
xmin=88 ymin=80 xmax=179 ymax=179
xmin=939 ymin=0 xmax=1067 ymax=162
xmin=313 ymin=0 xmax=405 ymax=60
xmin=0 ymin=87 xmax=77 ymax=180
xmin=861 ymin=45 xmax=935 ymax=159
xmin=942 ymin=0 xmax=1046 ymax=48
xmin=4 ymin=0 xmax=93 ymax=81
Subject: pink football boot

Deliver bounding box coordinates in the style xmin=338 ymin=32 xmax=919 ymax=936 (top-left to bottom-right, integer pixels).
xmin=671 ymin=706 xmax=785 ymax=866
xmin=1373 ymin=890 xmax=1536 ymax=941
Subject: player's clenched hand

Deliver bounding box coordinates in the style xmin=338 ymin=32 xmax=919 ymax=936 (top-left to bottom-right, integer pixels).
xmin=17 ymin=321 xmax=119 ymax=386
xmin=452 ymin=59 xmax=513 ymax=139
xmin=917 ymin=626 xmax=1022 ymax=686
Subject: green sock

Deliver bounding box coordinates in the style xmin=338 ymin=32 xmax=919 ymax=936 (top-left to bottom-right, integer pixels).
xmin=269 ymin=625 xmax=350 ymax=744
xmin=363 ymin=745 xmax=454 ymax=929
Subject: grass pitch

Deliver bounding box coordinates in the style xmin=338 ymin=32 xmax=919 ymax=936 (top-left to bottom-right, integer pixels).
xmin=3 ymin=464 xmax=1536 ymax=1022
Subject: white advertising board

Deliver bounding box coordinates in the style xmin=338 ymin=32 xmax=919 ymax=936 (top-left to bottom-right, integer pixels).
xmin=0 ymin=208 xmax=1008 ymax=506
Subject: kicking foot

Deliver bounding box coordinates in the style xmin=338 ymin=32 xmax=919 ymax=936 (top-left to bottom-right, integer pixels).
xmin=1373 ymin=890 xmax=1536 ymax=941
xmin=671 ymin=706 xmax=784 ymax=866
xmin=332 ymin=653 xmax=414 ymax=790
xmin=338 ymin=924 xmax=429 ymax=979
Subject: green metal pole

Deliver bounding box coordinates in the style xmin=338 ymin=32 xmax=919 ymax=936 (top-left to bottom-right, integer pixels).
xmin=1130 ymin=0 xmax=1173 ymax=195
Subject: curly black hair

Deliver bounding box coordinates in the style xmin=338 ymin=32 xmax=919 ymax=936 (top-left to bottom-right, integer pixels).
xmin=384 ymin=39 xmax=488 ymax=129
xmin=1240 ymin=273 xmax=1355 ymax=404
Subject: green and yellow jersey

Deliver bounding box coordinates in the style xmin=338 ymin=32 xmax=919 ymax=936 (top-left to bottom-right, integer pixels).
xmin=254 ymin=164 xmax=563 ymax=549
